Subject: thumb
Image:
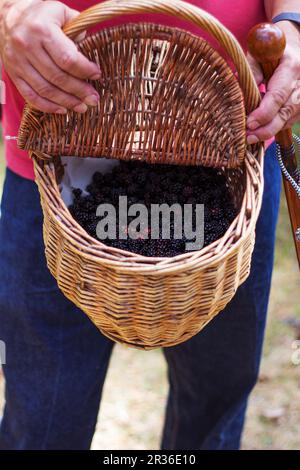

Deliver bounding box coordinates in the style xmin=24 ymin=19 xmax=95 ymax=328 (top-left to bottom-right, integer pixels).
xmin=247 ymin=52 xmax=264 ymax=85
xmin=64 ymin=7 xmax=86 ymax=42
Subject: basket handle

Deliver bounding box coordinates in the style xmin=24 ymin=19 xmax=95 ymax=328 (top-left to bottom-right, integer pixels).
xmin=63 ymin=0 xmax=260 ymax=114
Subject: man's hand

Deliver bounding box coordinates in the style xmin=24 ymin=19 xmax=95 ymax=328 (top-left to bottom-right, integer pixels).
xmin=247 ymin=21 xmax=300 ymax=144
xmin=0 ymin=0 xmax=101 ymax=114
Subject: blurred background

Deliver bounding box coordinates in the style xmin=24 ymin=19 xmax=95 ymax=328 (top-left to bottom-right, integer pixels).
xmin=0 ymin=124 xmax=299 ymax=450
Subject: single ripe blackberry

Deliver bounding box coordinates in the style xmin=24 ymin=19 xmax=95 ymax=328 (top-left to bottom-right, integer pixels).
xmin=209 ymin=207 xmax=223 ymax=220
xmin=86 ymin=221 xmax=98 ymax=236
xmin=92 ymin=171 xmax=104 ymax=185
xmin=72 ymin=188 xmax=82 ymax=199
xmin=76 ymin=212 xmax=93 ymax=227
xmin=127 ymin=183 xmax=140 ymax=196
xmin=182 ymin=186 xmax=194 ymax=199
xmin=224 ymin=205 xmax=237 ymax=220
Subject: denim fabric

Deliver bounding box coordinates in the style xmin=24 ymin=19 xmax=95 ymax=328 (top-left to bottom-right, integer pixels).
xmin=0 ymin=143 xmax=281 ymax=450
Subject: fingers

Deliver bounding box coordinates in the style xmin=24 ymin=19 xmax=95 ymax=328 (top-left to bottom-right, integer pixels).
xmin=247 ymin=94 xmax=299 ymax=143
xmin=66 ymin=9 xmax=87 ymax=43
xmin=246 ymin=42 xmax=300 ymax=143
xmin=247 ymin=62 xmax=292 ymax=132
xmin=43 ymin=25 xmax=101 ymax=80
xmin=14 ymin=76 xmax=68 ymax=114
xmin=246 ymin=52 xmax=264 ymax=85
xmin=27 ymin=43 xmax=99 ymax=106
xmin=19 ymin=61 xmax=89 ymax=113
xmin=283 ymin=112 xmax=300 ymax=129
xmin=74 ymin=30 xmax=87 ymax=43
xmin=6 ymin=52 xmax=93 ymax=113
xmin=1 ymin=1 xmax=101 ymax=114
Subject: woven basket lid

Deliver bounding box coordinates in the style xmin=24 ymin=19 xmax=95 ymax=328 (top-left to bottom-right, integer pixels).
xmin=18 ymin=22 xmax=249 ymax=168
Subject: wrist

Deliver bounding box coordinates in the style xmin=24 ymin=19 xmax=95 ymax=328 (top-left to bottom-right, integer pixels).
xmin=275 ymin=20 xmax=300 ymax=45
xmin=272 ymin=12 xmax=300 ymax=42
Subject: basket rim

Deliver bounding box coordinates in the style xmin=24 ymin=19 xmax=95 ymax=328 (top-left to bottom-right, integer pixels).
xmin=19 ymin=22 xmax=247 ymax=169
xmin=33 ymin=145 xmax=264 ymax=275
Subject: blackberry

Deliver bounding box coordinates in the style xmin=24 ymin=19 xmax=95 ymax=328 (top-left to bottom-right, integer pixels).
xmin=209 ymin=207 xmax=223 ymax=220
xmin=92 ymin=171 xmax=104 ymax=185
xmin=76 ymin=212 xmax=92 ymax=226
xmin=127 ymin=183 xmax=140 ymax=196
xmin=224 ymin=205 xmax=237 ymax=220
xmin=135 ymin=172 xmax=147 ymax=186
xmin=186 ymin=197 xmax=197 ymax=205
xmin=69 ymin=159 xmax=237 ymax=256
xmin=86 ymin=221 xmax=98 ymax=236
xmin=204 ymin=232 xmax=217 ymax=246
xmin=182 ymin=186 xmax=193 ymax=199
xmin=72 ymin=188 xmax=82 ymax=199
xmin=169 ymin=182 xmax=184 ymax=196
xmin=86 ymin=184 xmax=95 ymax=195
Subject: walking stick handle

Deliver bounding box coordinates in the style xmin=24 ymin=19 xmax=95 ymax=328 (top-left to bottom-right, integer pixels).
xmin=247 ymin=23 xmax=285 ymax=78
xmin=247 ymin=23 xmax=291 ymax=146
xmin=247 ymin=23 xmax=300 ymax=269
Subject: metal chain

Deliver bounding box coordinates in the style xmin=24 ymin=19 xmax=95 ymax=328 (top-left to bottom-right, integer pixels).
xmin=275 ymin=134 xmax=300 ymax=199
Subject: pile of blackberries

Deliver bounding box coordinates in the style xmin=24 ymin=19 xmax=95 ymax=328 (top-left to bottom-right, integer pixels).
xmin=69 ymin=160 xmax=237 ymax=257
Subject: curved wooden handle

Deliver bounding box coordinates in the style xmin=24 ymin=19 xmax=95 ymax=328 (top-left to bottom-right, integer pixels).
xmin=63 ymin=0 xmax=260 ymax=114
xmin=247 ymin=23 xmax=285 ymax=75
xmin=248 ymin=23 xmax=291 ymax=143
xmin=248 ymin=23 xmax=300 ymax=269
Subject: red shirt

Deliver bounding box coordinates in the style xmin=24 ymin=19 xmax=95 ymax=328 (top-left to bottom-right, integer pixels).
xmin=1 ymin=0 xmax=267 ymax=180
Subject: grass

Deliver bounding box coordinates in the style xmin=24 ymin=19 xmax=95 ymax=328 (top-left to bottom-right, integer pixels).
xmin=0 ymin=131 xmax=299 ymax=449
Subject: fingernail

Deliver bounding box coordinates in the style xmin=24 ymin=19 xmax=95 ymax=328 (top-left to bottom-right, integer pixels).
xmin=90 ymin=72 xmax=101 ymax=80
xmin=55 ymin=108 xmax=67 ymax=114
xmin=84 ymin=94 xmax=99 ymax=106
xmin=73 ymin=103 xmax=88 ymax=113
xmin=247 ymin=135 xmax=259 ymax=145
xmin=247 ymin=119 xmax=259 ymax=130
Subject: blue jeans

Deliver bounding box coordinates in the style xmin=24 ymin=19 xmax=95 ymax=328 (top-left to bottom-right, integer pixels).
xmin=0 ymin=144 xmax=281 ymax=450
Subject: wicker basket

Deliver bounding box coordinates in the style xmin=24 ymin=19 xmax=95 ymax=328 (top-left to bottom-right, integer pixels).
xmin=18 ymin=0 xmax=264 ymax=350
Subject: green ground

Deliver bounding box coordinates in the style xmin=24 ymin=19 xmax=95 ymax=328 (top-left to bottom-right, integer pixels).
xmin=0 ymin=132 xmax=299 ymax=449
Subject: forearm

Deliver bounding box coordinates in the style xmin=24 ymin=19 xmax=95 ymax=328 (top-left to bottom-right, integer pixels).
xmin=264 ymin=1 xmax=300 ymax=45
xmin=264 ymin=0 xmax=300 ymax=19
